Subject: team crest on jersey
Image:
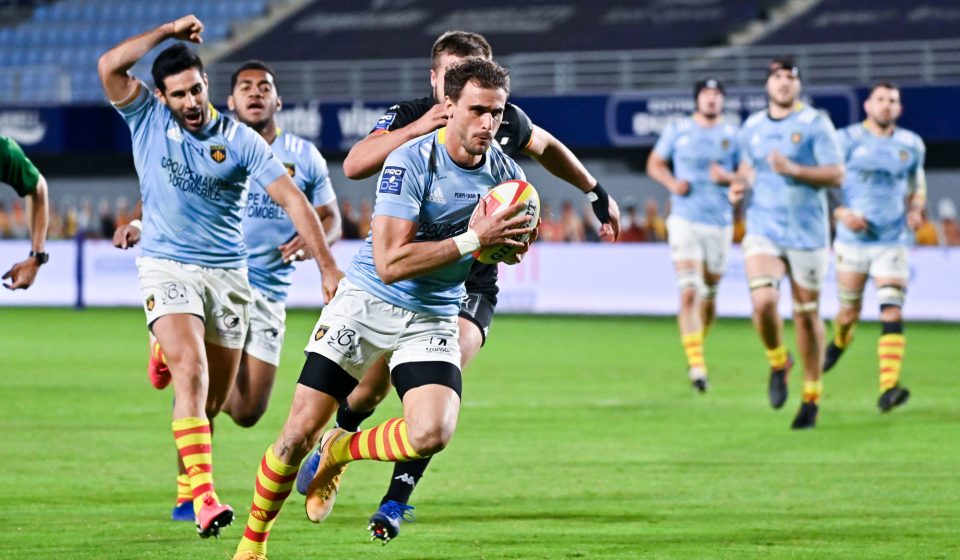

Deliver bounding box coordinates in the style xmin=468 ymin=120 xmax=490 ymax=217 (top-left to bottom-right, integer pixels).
xmin=285 ymin=163 xmax=296 ymax=177
xmin=791 ymin=132 xmax=802 ymax=144
xmin=899 ymin=150 xmax=909 ymax=161
xmin=721 ymin=139 xmax=731 ymax=150
xmin=145 ymin=294 xmax=155 ymax=311
xmin=314 ymin=325 xmax=330 ymax=341
xmin=209 ymin=145 xmax=227 ymax=163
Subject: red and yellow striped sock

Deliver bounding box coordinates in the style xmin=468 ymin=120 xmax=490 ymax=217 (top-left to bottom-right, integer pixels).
xmin=176 ymin=473 xmax=191 ymax=505
xmin=765 ymin=344 xmax=789 ymax=369
xmin=681 ymin=331 xmax=707 ymax=373
xmin=172 ymin=417 xmax=218 ymax=515
xmin=802 ymin=379 xmax=823 ymax=404
xmin=236 ymin=446 xmax=298 ymax=557
xmin=878 ymin=333 xmax=905 ymax=392
xmin=329 ymin=418 xmax=424 ymax=464
xmin=152 ymin=340 xmax=166 ymax=364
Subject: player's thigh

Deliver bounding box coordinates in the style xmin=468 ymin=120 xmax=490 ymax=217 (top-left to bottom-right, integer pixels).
xmin=204 ymin=341 xmax=243 ymax=412
xmin=137 ymin=256 xmax=207 ymax=349
xmin=869 ymin=245 xmax=910 ymax=282
xmin=236 ymin=353 xmax=279 ymax=405
xmin=743 ymin=240 xmax=786 ymax=309
xmin=350 ymin=355 xmax=393 ymax=410
xmin=667 ymin=215 xmax=705 ymax=271
xmin=785 ymin=247 xmax=829 ymax=295
xmin=201 ymin=266 xmax=252 ymax=351
xmin=244 ymin=286 xmax=286 ymax=370
xmin=390 ymin=311 xmax=462 ymax=404
xmin=152 ymin=312 xmax=207 ymax=371
xmin=459 ymin=290 xmax=496 ymax=353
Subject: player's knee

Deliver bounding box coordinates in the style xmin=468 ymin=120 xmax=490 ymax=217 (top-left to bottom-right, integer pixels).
xmin=406 ymin=419 xmax=454 ymax=457
xmin=676 ymin=271 xmax=703 ymax=306
xmin=701 ymin=283 xmax=720 ymax=302
xmin=679 ymin=286 xmax=698 ymax=308
xmin=877 ymin=285 xmax=906 ymax=310
xmin=229 ymin=402 xmax=268 ymax=428
xmin=458 ymin=322 xmax=484 ymax=370
xmin=879 ymin=303 xmax=903 ymax=323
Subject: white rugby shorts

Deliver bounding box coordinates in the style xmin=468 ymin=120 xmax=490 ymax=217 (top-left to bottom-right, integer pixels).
xmin=834 ymin=242 xmax=909 ymax=280
xmin=666 ymin=215 xmax=733 ymax=275
xmin=244 ymin=285 xmax=287 ymax=366
xmin=742 ymin=234 xmax=829 ymax=291
xmin=137 ymin=256 xmax=251 ymax=349
xmin=304 ymin=279 xmax=461 ymax=380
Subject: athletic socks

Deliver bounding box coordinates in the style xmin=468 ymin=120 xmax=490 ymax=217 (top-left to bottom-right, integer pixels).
xmin=878 ymin=321 xmax=905 ymax=392
xmin=236 ymin=446 xmax=298 ymax=557
xmin=802 ymin=379 xmax=823 ymax=404
xmin=382 ymin=457 xmax=431 ymax=505
xmin=765 ymin=344 xmax=789 ymax=370
xmin=329 ymin=418 xmax=423 ymax=464
xmin=172 ymin=417 xmax=218 ymax=515
xmin=681 ymin=331 xmax=707 ymax=373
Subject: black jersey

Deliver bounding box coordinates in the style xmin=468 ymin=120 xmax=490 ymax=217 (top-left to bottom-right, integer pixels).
xmin=368 ymin=96 xmax=536 ymax=301
xmin=371 ymin=96 xmax=535 ymax=159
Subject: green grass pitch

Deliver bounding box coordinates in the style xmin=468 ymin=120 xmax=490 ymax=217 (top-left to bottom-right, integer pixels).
xmin=1 ymin=308 xmax=959 ymax=559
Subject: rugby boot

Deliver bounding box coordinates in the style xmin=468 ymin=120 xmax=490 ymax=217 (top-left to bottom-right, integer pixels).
xmin=148 ymin=340 xmax=171 ymax=389
xmin=768 ymin=354 xmax=793 ymax=409
xmin=878 ymin=385 xmax=910 ymax=413
xmin=304 ymin=428 xmax=350 ymax=523
xmin=295 ymin=447 xmax=321 ymax=495
xmin=823 ymin=341 xmax=845 ymax=373
xmin=368 ymin=500 xmax=416 ymax=544
xmin=196 ymin=493 xmax=234 ymax=538
xmin=790 ymin=401 xmax=818 ymax=430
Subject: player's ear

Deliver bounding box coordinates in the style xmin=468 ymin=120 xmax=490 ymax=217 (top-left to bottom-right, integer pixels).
xmin=430 ymin=68 xmax=438 ymax=90
xmin=227 ymin=95 xmax=236 ymax=112
xmin=444 ymin=96 xmax=455 ymax=118
xmin=154 ymin=88 xmax=167 ymax=106
xmin=276 ymin=95 xmax=282 ymax=112
xmin=202 ymin=72 xmax=209 ymax=87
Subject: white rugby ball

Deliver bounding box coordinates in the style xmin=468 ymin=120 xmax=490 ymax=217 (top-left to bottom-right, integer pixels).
xmin=471 ymin=180 xmax=540 ymax=265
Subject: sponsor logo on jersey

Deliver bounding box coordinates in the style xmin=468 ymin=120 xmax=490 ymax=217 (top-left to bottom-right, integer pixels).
xmin=379 ymin=166 xmax=405 ymax=194
xmin=426 ymin=186 xmax=446 ymax=204
xmin=899 ymin=149 xmax=909 ymax=161
xmin=373 ymin=112 xmax=397 ymax=132
xmin=285 ymin=162 xmax=296 ymax=177
xmin=721 ymin=138 xmax=731 ymax=150
xmin=210 ymin=145 xmax=227 ymax=163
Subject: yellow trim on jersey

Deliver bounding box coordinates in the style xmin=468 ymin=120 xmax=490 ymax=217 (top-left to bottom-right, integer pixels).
xmin=208 ymin=103 xmax=219 ymax=121
xmin=437 ymin=127 xmax=447 ymax=144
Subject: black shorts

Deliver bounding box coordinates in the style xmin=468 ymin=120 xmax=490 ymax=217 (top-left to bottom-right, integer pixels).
xmin=460 ymin=261 xmax=499 ymax=346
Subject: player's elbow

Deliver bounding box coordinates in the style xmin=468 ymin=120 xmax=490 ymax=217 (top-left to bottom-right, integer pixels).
xmin=827 ymin=165 xmax=845 ymax=187
xmin=342 ymin=153 xmax=374 ymax=180
xmin=375 ymin=261 xmax=403 ymax=285
xmin=96 ymin=52 xmax=115 ymax=82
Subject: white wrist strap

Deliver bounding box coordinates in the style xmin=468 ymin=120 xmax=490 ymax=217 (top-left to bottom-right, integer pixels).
xmin=452 ymin=229 xmax=481 ymax=256
xmin=128 ymin=219 xmax=143 ymax=231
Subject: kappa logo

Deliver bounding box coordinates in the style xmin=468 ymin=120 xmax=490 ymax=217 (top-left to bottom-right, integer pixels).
xmin=210 ymin=145 xmax=227 ymax=163
xmin=379 ymin=166 xmax=405 ymax=194
xmin=314 ymin=324 xmax=330 ymax=341
xmin=285 ymin=162 xmax=296 ymax=177
xmin=394 ymin=473 xmax=417 ymax=487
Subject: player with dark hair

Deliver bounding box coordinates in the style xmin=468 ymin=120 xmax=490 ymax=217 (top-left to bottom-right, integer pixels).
xmin=301 ymin=29 xmax=620 ymax=544
xmin=729 ymin=57 xmax=844 ymax=429
xmin=232 ymin=58 xmax=533 ymax=560
xmin=647 ymin=78 xmax=739 ymax=391
xmin=825 ymin=82 xmax=925 ymax=412
xmin=1 ymin=136 xmax=49 ymax=290
xmin=98 ymin=15 xmax=342 ymax=537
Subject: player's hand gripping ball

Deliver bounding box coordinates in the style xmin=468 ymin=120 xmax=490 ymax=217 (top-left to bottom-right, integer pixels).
xmin=471 ymin=180 xmax=541 ymax=265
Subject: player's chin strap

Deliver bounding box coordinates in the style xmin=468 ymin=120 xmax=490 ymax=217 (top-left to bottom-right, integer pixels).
xmin=586 ymin=183 xmax=611 ymax=223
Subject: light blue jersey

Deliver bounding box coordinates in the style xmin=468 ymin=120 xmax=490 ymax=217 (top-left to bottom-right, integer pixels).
xmin=835 ymin=124 xmax=925 ymax=246
xmin=115 ymin=82 xmax=287 ymax=268
xmin=740 ymin=104 xmax=843 ymax=249
xmin=346 ymin=128 xmax=525 ymax=316
xmin=244 ymin=130 xmax=337 ymax=301
xmin=653 ymin=116 xmax=739 ymax=227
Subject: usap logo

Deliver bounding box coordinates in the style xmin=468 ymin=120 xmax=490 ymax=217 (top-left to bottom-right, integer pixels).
xmin=379 ymin=166 xmax=405 ymax=195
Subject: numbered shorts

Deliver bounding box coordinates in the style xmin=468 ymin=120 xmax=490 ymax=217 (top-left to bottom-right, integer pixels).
xmin=666 ymin=215 xmax=733 ymax=275
xmin=244 ymin=285 xmax=287 ymax=366
xmin=742 ymin=234 xmax=828 ymax=292
xmin=137 ymin=256 xmax=251 ymax=349
xmin=834 ymin=243 xmax=909 ymax=280
xmin=304 ymin=279 xmax=461 ymax=380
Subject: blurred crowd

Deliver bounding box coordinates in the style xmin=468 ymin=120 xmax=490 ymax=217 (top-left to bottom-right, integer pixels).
xmin=2 ymin=195 xmax=959 ymax=247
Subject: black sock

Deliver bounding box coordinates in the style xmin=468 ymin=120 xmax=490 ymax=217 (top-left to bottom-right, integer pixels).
xmin=335 ymin=402 xmax=375 ymax=431
xmin=382 ymin=457 xmax=431 ymax=505
xmin=881 ymin=320 xmax=904 ymax=335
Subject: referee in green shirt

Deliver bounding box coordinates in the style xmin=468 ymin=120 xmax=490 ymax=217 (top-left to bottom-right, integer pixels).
xmin=1 ymin=135 xmax=49 ymax=290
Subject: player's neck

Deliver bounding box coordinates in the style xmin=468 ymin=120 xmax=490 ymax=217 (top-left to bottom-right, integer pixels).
xmin=767 ymin=102 xmax=795 ymax=120
xmin=864 ymin=119 xmax=895 ymax=138
xmin=445 ymin=137 xmax=484 ymax=168
xmin=246 ymin=119 xmax=279 ymax=144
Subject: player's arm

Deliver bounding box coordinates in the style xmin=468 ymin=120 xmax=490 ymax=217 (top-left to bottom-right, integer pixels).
xmin=278 ymin=201 xmax=342 ymax=262
xmin=3 ymin=174 xmax=49 ymax=290
xmin=524 ymin=125 xmax=620 ymax=241
xmin=767 ymin=151 xmax=845 ymax=187
xmin=373 ymin=202 xmax=532 ymax=285
xmin=728 ymin=160 xmax=755 ymax=205
xmin=97 ymin=15 xmax=204 ymax=105
xmin=265 ymin=176 xmax=343 ymax=302
xmin=905 ymin=138 xmax=928 ymax=231
xmin=113 ymin=199 xmax=143 ymax=249
xmin=646 ymin=152 xmax=688 ymax=196
xmin=342 ymin=104 xmax=448 ymax=179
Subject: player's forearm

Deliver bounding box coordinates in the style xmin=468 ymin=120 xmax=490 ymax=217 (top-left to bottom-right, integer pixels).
xmin=343 ymin=132 xmax=420 ymax=179
xmin=526 ymin=131 xmax=595 ymax=192
xmin=785 ymin=164 xmax=844 ymax=187
xmin=374 ymin=240 xmax=462 ymax=284
xmin=318 ymin=205 xmax=342 ymax=246
xmin=26 ymin=176 xmax=48 ymax=252
xmin=273 ymin=186 xmax=337 ymax=272
xmin=646 ymin=154 xmax=678 ymax=192
xmin=98 ymin=23 xmax=173 ymax=81
xmin=908 ymin=168 xmax=928 ymax=209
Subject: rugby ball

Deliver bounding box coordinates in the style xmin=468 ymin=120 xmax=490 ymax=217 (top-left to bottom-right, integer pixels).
xmin=471 ymin=180 xmax=540 ymax=265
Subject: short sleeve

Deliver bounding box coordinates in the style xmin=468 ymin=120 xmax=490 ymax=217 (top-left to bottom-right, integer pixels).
xmin=0 ymin=136 xmax=41 ymax=196
xmin=113 ymin=81 xmax=157 ymax=133
xmin=737 ymin=123 xmax=753 ymax=165
xmin=652 ymin=120 xmax=677 ymax=159
xmin=373 ymin=148 xmax=424 ymax=221
xmin=811 ymin=113 xmax=843 ymax=166
xmin=370 ymin=100 xmax=427 ymax=134
xmin=836 ymin=127 xmax=852 ymax=160
xmin=305 ymin=143 xmax=336 ymax=206
xmin=504 ymin=103 xmax=534 ymax=154
xmin=238 ymin=124 xmax=287 ymax=190
xmin=913 ymin=134 xmax=927 ymax=173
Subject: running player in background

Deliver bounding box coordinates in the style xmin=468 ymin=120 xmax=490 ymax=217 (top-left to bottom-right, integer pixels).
xmin=825 ymin=82 xmax=925 ymax=412
xmin=647 ymin=78 xmax=739 ymax=392
xmin=113 ymin=59 xmax=343 ymax=522
xmin=98 ymin=15 xmax=342 ymax=537
xmin=297 ymin=30 xmax=621 ymax=543
xmin=232 ymin=58 xmax=532 ymax=560
xmin=1 ymin=135 xmax=49 ymax=290
xmin=729 ymin=57 xmax=844 ymax=429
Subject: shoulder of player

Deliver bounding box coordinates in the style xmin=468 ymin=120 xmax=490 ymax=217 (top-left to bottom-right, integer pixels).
xmin=797 ymin=105 xmax=833 ymax=127
xmin=743 ymin=111 xmax=766 ymax=129
xmin=893 ymin=127 xmax=924 ymax=150
xmin=387 ymin=131 xmax=435 ymax=171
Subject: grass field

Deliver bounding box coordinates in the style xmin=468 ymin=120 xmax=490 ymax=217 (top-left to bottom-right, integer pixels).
xmin=1 ymin=307 xmax=959 ymax=559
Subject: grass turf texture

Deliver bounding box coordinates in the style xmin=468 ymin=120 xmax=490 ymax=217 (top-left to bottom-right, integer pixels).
xmin=1 ymin=308 xmax=958 ymax=559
